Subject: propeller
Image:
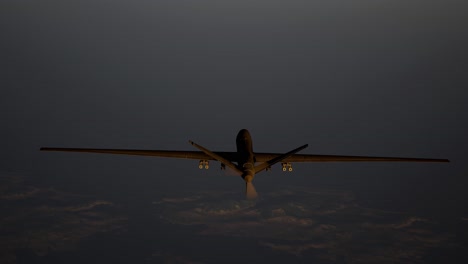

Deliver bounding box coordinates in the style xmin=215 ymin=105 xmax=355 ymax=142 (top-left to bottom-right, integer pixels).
xmin=246 ymin=181 xmax=258 ymax=200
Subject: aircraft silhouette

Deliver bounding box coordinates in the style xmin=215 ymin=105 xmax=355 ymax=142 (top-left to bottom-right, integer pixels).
xmin=41 ymin=129 xmax=449 ymax=199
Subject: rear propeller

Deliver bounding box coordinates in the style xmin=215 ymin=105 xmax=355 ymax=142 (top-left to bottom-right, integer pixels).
xmin=246 ymin=181 xmax=258 ymax=200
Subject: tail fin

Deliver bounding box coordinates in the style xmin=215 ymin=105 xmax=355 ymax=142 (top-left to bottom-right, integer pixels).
xmin=254 ymin=144 xmax=308 ymax=173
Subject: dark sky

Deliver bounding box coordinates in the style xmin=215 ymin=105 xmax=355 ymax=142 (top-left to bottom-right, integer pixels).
xmin=1 ymin=0 xmax=468 ymax=263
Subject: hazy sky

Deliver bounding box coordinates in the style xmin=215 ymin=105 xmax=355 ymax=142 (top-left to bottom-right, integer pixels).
xmin=1 ymin=0 xmax=468 ymax=262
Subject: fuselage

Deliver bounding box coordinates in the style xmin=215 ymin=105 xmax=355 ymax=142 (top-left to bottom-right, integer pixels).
xmin=236 ymin=129 xmax=255 ymax=182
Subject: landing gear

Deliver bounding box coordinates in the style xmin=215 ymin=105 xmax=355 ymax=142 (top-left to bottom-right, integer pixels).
xmin=221 ymin=163 xmax=226 ymax=170
xmin=199 ymin=160 xmax=209 ymax=169
xmin=281 ymin=162 xmax=292 ymax=172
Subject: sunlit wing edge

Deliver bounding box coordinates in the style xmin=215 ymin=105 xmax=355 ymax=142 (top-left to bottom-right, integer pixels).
xmin=254 ymin=153 xmax=449 ymax=163
xmin=40 ymin=148 xmax=238 ymax=161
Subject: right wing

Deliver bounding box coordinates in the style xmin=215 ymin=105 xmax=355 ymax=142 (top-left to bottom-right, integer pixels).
xmin=254 ymin=153 xmax=449 ymax=163
xmin=40 ymin=147 xmax=238 ymax=161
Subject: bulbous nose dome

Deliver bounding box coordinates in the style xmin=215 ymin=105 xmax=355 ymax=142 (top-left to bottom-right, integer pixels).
xmin=236 ymin=129 xmax=251 ymax=142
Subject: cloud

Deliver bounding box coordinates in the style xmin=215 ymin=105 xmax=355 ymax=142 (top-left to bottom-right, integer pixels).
xmin=362 ymin=216 xmax=430 ymax=229
xmin=393 ymin=217 xmax=429 ymax=229
xmin=36 ymin=200 xmax=114 ymax=212
xmin=0 ymin=175 xmax=126 ymax=264
xmin=3 ymin=175 xmax=464 ymax=264
xmin=152 ymin=188 xmax=462 ymax=263
xmin=153 ymin=195 xmax=203 ymax=204
xmin=0 ymin=187 xmax=41 ymax=200
xmin=265 ymin=215 xmax=315 ymax=226
xmin=260 ymin=241 xmax=329 ymax=256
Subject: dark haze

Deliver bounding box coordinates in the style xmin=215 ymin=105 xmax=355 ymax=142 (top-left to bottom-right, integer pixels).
xmin=1 ymin=0 xmax=467 ymax=263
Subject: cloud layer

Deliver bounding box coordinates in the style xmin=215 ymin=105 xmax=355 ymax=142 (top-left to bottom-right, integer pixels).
xmin=0 ymin=175 xmax=126 ymax=264
xmin=154 ymin=188 xmax=465 ymax=263
xmin=2 ymin=175 xmax=466 ymax=263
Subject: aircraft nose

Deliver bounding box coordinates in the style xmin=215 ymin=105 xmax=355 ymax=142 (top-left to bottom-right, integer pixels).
xmin=236 ymin=129 xmax=251 ymax=141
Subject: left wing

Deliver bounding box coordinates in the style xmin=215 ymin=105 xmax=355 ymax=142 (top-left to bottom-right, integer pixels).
xmin=40 ymin=148 xmax=238 ymax=161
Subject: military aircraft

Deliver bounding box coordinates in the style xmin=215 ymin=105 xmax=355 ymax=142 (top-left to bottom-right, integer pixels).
xmin=41 ymin=129 xmax=449 ymax=199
